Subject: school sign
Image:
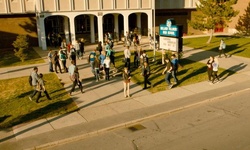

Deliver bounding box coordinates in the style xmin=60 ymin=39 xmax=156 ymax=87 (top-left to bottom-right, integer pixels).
xmin=159 ymin=19 xmax=183 ymax=52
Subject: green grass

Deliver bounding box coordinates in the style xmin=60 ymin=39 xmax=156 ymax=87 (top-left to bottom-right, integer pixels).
xmin=114 ymin=49 xmax=234 ymax=93
xmin=183 ymin=36 xmax=250 ymax=58
xmin=0 ymin=47 xmax=45 ymax=68
xmin=0 ymin=73 xmax=78 ymax=128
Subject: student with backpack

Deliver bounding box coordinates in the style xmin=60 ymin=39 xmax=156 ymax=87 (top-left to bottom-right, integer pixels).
xmin=69 ymin=66 xmax=84 ymax=95
xmin=140 ymin=50 xmax=149 ymax=74
xmin=171 ymin=54 xmax=179 ymax=84
xmin=35 ymin=73 xmax=52 ymax=103
xmin=29 ymin=66 xmax=39 ymax=101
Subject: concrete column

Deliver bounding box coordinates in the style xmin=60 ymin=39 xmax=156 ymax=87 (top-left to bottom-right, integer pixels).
xmin=189 ymin=0 xmax=193 ymax=7
xmin=90 ymin=15 xmax=95 ymax=43
xmin=136 ymin=13 xmax=141 ymax=33
xmin=64 ymin=17 xmax=70 ymax=43
xmin=97 ymin=15 xmax=104 ymax=44
xmin=37 ymin=16 xmax=42 ymax=47
xmin=40 ymin=17 xmax=47 ymax=50
xmin=55 ymin=0 xmax=59 ymax=11
xmin=147 ymin=11 xmax=153 ymax=36
xmin=69 ymin=16 xmax=76 ymax=44
xmin=114 ymin=14 xmax=119 ymax=41
xmin=123 ymin=13 xmax=129 ymax=37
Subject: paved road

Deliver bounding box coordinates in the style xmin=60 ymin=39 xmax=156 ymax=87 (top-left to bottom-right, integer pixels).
xmin=47 ymin=89 xmax=250 ymax=150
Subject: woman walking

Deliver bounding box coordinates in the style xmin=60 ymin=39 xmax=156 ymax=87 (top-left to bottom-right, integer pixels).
xmin=122 ymin=67 xmax=131 ymax=98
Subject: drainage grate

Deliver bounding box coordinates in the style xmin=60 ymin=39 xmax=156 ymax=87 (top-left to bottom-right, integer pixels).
xmin=128 ymin=124 xmax=146 ymax=132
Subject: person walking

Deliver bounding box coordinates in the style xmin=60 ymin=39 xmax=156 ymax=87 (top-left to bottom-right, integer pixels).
xmin=207 ymin=56 xmax=214 ymax=83
xmin=69 ymin=66 xmax=84 ymax=95
xmin=59 ymin=50 xmax=68 ymax=73
xmin=142 ymin=62 xmax=152 ymax=89
xmin=211 ymin=57 xmax=221 ymax=84
xmin=97 ymin=41 xmax=103 ymax=55
xmin=79 ymin=38 xmax=85 ymax=58
xmin=53 ymin=51 xmax=62 ymax=74
xmin=29 ymin=67 xmax=39 ymax=101
xmin=124 ymin=46 xmax=131 ymax=71
xmin=122 ymin=67 xmax=131 ymax=98
xmin=47 ymin=49 xmax=54 ymax=72
xmin=99 ymin=50 xmax=106 ymax=75
xmin=219 ymin=39 xmax=227 ymax=58
xmin=88 ymin=49 xmax=96 ymax=75
xmin=171 ymin=54 xmax=179 ymax=84
xmin=162 ymin=58 xmax=173 ymax=89
xmin=103 ymin=56 xmax=111 ymax=81
xmin=35 ymin=73 xmax=52 ymax=103
xmin=75 ymin=40 xmax=81 ymax=59
xmin=94 ymin=56 xmax=100 ymax=82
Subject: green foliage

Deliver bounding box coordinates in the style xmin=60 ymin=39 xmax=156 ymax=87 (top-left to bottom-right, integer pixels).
xmin=235 ymin=2 xmax=250 ymax=36
xmin=188 ymin=0 xmax=239 ymax=43
xmin=12 ymin=35 xmax=29 ymax=62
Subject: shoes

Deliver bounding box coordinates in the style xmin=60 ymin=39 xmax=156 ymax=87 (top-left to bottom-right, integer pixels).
xmin=48 ymin=98 xmax=52 ymax=100
xmin=143 ymin=87 xmax=147 ymax=90
xmin=168 ymin=84 xmax=173 ymax=89
xmin=29 ymin=96 xmax=33 ymax=101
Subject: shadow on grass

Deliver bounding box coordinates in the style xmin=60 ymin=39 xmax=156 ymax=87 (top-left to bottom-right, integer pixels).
xmin=0 ymin=115 xmax=11 ymax=124
xmin=0 ymin=98 xmax=77 ymax=143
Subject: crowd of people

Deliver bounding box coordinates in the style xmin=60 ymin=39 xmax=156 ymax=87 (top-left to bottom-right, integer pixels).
xmin=29 ymin=34 xmax=228 ymax=102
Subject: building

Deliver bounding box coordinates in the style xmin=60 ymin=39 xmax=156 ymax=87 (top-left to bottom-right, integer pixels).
xmin=0 ymin=0 xmax=248 ymax=50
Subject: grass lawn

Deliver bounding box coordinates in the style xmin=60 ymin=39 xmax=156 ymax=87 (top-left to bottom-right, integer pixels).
xmin=183 ymin=35 xmax=250 ymax=58
xmin=0 ymin=47 xmax=45 ymax=68
xmin=113 ymin=49 xmax=233 ymax=93
xmin=0 ymin=73 xmax=78 ymax=128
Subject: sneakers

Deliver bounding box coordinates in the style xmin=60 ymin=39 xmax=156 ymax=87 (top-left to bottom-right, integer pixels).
xmin=29 ymin=96 xmax=33 ymax=101
xmin=168 ymin=84 xmax=173 ymax=89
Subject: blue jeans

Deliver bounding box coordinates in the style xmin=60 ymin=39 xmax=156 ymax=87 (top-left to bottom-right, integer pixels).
xmin=165 ymin=72 xmax=171 ymax=86
xmin=171 ymin=70 xmax=178 ymax=83
xmin=90 ymin=61 xmax=95 ymax=74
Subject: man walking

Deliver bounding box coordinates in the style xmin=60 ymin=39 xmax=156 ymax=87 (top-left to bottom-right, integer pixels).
xmin=29 ymin=67 xmax=39 ymax=101
xmin=162 ymin=58 xmax=173 ymax=89
xmin=124 ymin=46 xmax=131 ymax=71
xmin=171 ymin=54 xmax=179 ymax=84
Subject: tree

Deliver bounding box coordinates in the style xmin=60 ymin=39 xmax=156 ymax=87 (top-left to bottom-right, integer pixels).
xmin=188 ymin=0 xmax=239 ymax=43
xmin=235 ymin=2 xmax=250 ymax=36
xmin=12 ymin=35 xmax=29 ymax=62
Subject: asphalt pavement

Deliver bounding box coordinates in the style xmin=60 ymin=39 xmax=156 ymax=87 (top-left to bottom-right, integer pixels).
xmin=0 ymin=36 xmax=250 ymax=150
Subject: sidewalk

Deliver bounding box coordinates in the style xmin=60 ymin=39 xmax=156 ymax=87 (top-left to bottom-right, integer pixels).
xmin=0 ymin=36 xmax=250 ymax=149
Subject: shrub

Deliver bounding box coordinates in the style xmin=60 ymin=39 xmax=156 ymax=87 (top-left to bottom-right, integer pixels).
xmin=12 ymin=35 xmax=29 ymax=62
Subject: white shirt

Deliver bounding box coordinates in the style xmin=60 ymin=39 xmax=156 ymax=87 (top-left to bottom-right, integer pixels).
xmin=124 ymin=48 xmax=131 ymax=58
xmin=68 ymin=64 xmax=76 ymax=76
xmin=104 ymin=59 xmax=111 ymax=68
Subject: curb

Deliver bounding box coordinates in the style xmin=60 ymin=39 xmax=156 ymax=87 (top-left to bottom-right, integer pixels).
xmin=28 ymin=88 xmax=250 ymax=150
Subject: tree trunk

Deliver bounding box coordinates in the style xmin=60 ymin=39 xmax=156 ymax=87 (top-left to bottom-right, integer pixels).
xmin=206 ymin=29 xmax=214 ymax=44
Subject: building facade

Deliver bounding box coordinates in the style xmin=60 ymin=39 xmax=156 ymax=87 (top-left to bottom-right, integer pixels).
xmin=0 ymin=0 xmax=248 ymax=50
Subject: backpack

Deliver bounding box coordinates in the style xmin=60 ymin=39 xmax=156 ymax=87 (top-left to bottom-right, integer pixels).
xmin=28 ymin=75 xmax=32 ymax=86
xmin=142 ymin=55 xmax=148 ymax=63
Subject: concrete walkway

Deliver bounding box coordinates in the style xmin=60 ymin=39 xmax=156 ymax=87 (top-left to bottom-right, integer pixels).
xmin=0 ymin=36 xmax=250 ymax=149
